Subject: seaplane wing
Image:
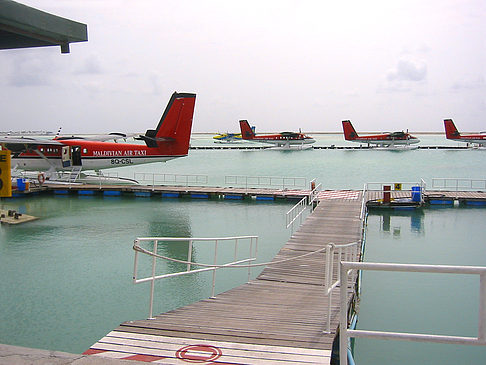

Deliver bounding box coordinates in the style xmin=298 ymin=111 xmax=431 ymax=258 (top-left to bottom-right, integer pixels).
xmin=342 ymin=120 xmax=419 ymax=147
xmin=1 ymin=92 xmax=196 ymax=172
xmin=0 ymin=136 xmax=64 ymax=150
xmin=444 ymin=119 xmax=486 ymax=145
xmin=239 ymin=120 xmax=315 ymax=149
xmin=55 ymin=132 xmax=139 ymax=142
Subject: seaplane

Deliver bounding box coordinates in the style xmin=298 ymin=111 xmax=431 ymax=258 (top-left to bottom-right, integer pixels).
xmin=0 ymin=92 xmax=196 ymax=184
xmin=213 ymin=132 xmax=243 ymax=143
xmin=342 ymin=120 xmax=419 ymax=150
xmin=239 ymin=120 xmax=315 ymax=150
xmin=444 ymin=119 xmax=486 ymax=146
xmin=213 ymin=126 xmax=256 ymax=143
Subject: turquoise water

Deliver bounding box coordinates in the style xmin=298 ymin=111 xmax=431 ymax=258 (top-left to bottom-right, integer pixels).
xmin=1 ymin=135 xmax=486 ymax=361
xmin=354 ymin=208 xmax=486 ymax=364
xmin=0 ymin=195 xmax=291 ymax=354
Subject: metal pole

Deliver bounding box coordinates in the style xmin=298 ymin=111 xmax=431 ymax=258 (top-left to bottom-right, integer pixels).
xmin=248 ymin=238 xmax=252 ymax=282
xmin=133 ymin=239 xmax=139 ymax=283
xmin=211 ymin=240 xmax=218 ymax=298
xmin=339 ymin=262 xmax=349 ymax=365
xmin=187 ymin=240 xmax=193 ymax=272
xmin=148 ymin=239 xmax=158 ymax=319
xmin=479 ymin=272 xmax=486 ymax=341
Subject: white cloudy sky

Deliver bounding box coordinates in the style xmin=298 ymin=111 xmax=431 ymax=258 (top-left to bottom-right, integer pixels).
xmin=1 ymin=0 xmax=485 ymax=133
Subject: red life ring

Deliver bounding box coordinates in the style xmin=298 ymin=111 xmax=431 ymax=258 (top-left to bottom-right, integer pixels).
xmin=38 ymin=173 xmax=46 ymax=185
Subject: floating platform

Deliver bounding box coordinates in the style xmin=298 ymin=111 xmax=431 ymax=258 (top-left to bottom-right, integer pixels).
xmin=0 ymin=209 xmax=38 ymax=225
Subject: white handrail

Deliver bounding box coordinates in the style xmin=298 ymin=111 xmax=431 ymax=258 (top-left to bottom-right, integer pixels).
xmin=323 ymin=242 xmax=361 ymax=333
xmin=308 ymin=182 xmax=322 ymax=205
xmin=286 ymin=196 xmax=308 ymax=230
xmin=225 ymin=175 xmax=307 ymax=190
xmin=432 ymin=178 xmax=486 ymax=192
xmin=339 ymin=261 xmax=486 ymax=365
xmin=364 ymin=180 xmax=426 ymax=204
xmin=133 ymin=172 xmax=208 ymax=188
xmin=133 ymin=236 xmax=258 ymax=319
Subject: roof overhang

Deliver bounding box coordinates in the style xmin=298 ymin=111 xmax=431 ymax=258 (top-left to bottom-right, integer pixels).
xmin=0 ymin=0 xmax=87 ymax=53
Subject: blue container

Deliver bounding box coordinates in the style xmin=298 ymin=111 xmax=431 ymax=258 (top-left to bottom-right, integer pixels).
xmin=411 ymin=186 xmax=421 ymax=202
xmin=16 ymin=178 xmax=25 ymax=191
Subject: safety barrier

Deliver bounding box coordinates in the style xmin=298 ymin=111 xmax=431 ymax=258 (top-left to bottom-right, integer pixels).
xmin=339 ymin=262 xmax=486 ymax=365
xmin=323 ymin=242 xmax=361 ymax=333
xmin=285 ymin=196 xmax=308 ymax=231
xmin=225 ymin=175 xmax=307 ymax=190
xmin=286 ymin=180 xmax=321 ymax=232
xmin=134 ymin=172 xmax=208 ymax=187
xmin=133 ymin=236 xmax=258 ymax=319
xmin=364 ymin=179 xmax=427 ymax=204
xmin=431 ymin=178 xmax=486 ymax=192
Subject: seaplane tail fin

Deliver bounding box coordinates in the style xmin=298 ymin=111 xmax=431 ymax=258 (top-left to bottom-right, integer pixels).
xmin=239 ymin=120 xmax=255 ymax=139
xmin=342 ymin=120 xmax=359 ymax=140
xmin=141 ymin=92 xmax=196 ymax=153
xmin=444 ymin=119 xmax=460 ymax=139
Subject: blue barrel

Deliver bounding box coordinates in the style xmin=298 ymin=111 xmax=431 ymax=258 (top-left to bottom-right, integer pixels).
xmin=16 ymin=178 xmax=25 ymax=191
xmin=411 ymin=186 xmax=421 ymax=202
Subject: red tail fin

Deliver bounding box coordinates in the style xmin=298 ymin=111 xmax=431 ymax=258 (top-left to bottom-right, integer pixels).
xmin=444 ymin=119 xmax=460 ymax=139
xmin=342 ymin=120 xmax=359 ymax=140
xmin=239 ymin=120 xmax=255 ymax=139
xmin=142 ymin=92 xmax=196 ymax=154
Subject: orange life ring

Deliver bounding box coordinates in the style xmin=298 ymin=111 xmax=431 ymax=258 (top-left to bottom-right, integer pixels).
xmin=38 ymin=173 xmax=45 ymax=185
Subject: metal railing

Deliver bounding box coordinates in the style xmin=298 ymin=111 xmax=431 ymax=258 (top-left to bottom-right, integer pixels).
xmin=323 ymin=242 xmax=361 ymax=333
xmin=225 ymin=175 xmax=307 ymax=190
xmin=133 ymin=236 xmax=258 ymax=319
xmin=308 ymin=181 xmax=322 ymax=206
xmin=286 ymin=181 xmax=321 ymax=232
xmin=286 ymin=196 xmax=308 ymax=230
xmin=133 ymin=172 xmax=208 ymax=187
xmin=339 ymin=261 xmax=486 ymax=365
xmin=364 ymin=179 xmax=427 ymax=204
xmin=431 ymin=178 xmax=486 ymax=192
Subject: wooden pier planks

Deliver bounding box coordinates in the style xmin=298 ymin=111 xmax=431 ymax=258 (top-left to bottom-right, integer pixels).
xmin=87 ymin=195 xmax=363 ymax=364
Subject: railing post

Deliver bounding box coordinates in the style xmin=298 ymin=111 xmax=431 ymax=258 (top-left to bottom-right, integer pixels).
xmin=187 ymin=240 xmax=193 ymax=272
xmin=133 ymin=239 xmax=139 ymax=283
xmin=339 ymin=262 xmax=349 ymax=365
xmin=479 ymin=272 xmax=486 ymax=341
xmin=149 ymin=239 xmax=158 ymax=319
xmin=211 ymin=240 xmax=218 ymax=298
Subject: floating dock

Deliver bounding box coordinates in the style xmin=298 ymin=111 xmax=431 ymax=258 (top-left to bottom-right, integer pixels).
xmin=0 ymin=209 xmax=38 ymax=225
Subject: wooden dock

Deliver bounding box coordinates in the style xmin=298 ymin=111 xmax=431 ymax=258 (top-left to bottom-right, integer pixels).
xmin=84 ymin=195 xmax=364 ymax=364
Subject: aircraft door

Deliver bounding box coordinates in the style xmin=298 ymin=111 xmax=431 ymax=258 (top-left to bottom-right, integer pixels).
xmin=61 ymin=146 xmax=71 ymax=168
xmin=72 ymin=146 xmax=82 ymax=166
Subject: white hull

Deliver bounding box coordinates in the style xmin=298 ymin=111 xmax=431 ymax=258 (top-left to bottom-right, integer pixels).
xmin=11 ymin=155 xmax=181 ymax=171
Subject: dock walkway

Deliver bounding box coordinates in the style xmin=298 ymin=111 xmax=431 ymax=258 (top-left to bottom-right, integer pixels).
xmin=85 ymin=196 xmax=364 ymax=364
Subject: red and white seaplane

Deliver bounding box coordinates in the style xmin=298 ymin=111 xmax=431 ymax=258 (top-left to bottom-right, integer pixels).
xmin=0 ymin=92 xmax=196 ymax=183
xmin=239 ymin=120 xmax=315 ymax=150
xmin=342 ymin=120 xmax=419 ymax=149
xmin=444 ymin=119 xmax=486 ymax=146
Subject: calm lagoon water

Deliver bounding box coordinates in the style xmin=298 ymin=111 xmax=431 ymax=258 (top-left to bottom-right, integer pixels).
xmin=1 ymin=133 xmax=486 ymax=362
xmin=354 ymin=207 xmax=486 ymax=365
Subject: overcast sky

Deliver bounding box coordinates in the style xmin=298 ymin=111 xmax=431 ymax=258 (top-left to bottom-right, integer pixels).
xmin=1 ymin=0 xmax=485 ymax=133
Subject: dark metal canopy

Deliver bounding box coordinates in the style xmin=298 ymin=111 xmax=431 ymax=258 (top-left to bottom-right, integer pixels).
xmin=0 ymin=0 xmax=87 ymax=53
